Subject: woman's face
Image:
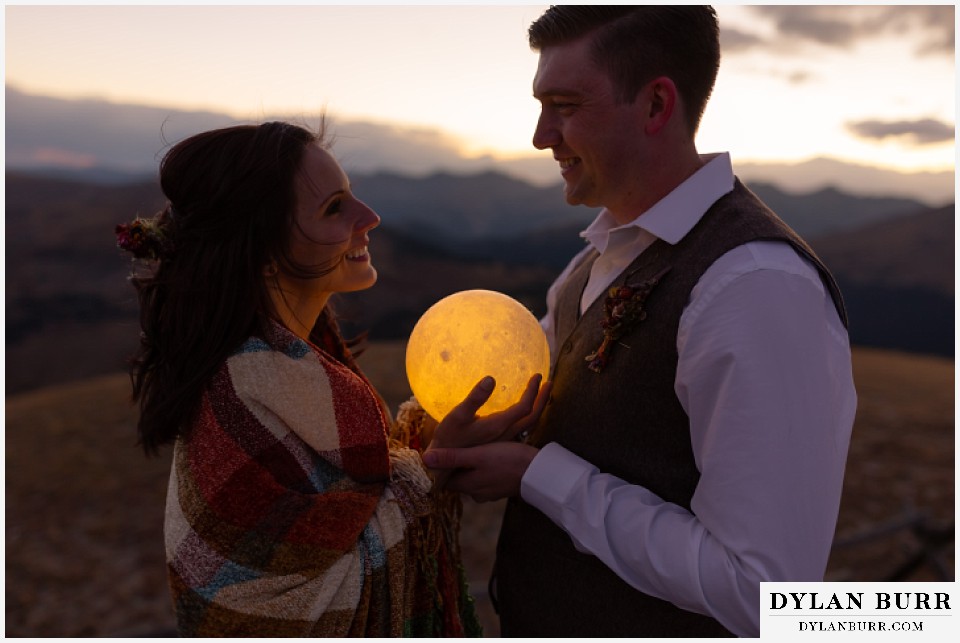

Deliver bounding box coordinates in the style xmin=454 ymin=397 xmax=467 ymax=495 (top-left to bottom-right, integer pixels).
xmin=281 ymin=143 xmax=381 ymax=301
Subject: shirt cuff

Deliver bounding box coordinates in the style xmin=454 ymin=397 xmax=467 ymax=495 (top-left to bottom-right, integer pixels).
xmin=520 ymin=442 xmax=595 ymax=521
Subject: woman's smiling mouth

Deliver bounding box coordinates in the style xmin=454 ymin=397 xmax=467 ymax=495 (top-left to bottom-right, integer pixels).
xmin=345 ymin=246 xmax=369 ymax=262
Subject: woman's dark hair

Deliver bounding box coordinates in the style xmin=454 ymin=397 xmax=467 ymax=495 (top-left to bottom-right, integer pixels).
xmin=128 ymin=120 xmax=360 ymax=455
xmin=528 ymin=5 xmax=720 ymax=135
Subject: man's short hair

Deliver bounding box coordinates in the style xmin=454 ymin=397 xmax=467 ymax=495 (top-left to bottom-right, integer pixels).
xmin=529 ymin=5 xmax=721 ymax=135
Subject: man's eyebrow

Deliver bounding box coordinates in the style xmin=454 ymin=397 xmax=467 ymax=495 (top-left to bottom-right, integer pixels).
xmin=534 ymin=87 xmax=580 ymax=100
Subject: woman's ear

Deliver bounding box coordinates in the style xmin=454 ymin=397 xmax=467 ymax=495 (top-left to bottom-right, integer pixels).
xmin=643 ymin=76 xmax=678 ymax=136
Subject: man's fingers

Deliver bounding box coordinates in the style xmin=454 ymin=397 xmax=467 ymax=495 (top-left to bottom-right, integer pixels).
xmin=445 ymin=376 xmax=496 ymax=423
xmin=489 ymin=373 xmax=543 ymax=425
xmin=516 ymin=373 xmax=543 ymax=413
xmin=534 ymin=378 xmax=552 ymax=413
xmin=520 ymin=378 xmax=552 ymax=428
xmin=497 ymin=375 xmax=550 ymax=438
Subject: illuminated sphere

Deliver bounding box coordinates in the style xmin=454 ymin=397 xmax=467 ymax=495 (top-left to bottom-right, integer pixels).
xmin=406 ymin=289 xmax=551 ymax=420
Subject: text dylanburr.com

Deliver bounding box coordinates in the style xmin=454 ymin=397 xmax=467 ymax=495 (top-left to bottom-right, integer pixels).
xmin=761 ymin=583 xmax=954 ymax=640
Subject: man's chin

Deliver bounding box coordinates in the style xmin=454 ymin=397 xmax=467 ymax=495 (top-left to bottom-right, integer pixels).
xmin=561 ymin=185 xmax=596 ymax=208
xmin=561 ymin=183 xmax=581 ymax=205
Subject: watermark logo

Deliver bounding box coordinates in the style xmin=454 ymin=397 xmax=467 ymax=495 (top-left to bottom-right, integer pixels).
xmin=761 ymin=582 xmax=954 ymax=640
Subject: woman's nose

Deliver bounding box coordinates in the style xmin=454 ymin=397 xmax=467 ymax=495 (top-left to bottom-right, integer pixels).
xmin=355 ymin=200 xmax=380 ymax=232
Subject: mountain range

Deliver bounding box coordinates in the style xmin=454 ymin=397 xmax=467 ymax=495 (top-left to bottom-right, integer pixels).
xmin=5 ymin=84 xmax=956 ymax=207
xmin=4 ymin=168 xmax=954 ymax=395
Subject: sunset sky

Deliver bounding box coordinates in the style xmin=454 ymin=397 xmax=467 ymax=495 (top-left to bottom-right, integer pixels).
xmin=4 ymin=4 xmax=956 ymax=178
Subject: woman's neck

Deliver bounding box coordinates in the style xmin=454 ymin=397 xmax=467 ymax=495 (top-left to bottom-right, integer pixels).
xmin=268 ymin=282 xmax=330 ymax=342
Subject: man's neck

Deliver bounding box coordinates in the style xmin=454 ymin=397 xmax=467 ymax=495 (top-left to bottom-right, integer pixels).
xmin=604 ymin=141 xmax=704 ymax=225
xmin=608 ymin=147 xmax=705 ymax=226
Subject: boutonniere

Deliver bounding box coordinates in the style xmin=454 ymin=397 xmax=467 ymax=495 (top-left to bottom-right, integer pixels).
xmin=585 ymin=266 xmax=671 ymax=373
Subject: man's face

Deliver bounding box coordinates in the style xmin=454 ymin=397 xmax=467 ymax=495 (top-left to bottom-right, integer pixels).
xmin=532 ymin=35 xmax=650 ymax=217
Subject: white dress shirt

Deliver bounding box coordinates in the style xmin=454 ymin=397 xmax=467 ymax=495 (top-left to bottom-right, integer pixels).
xmin=523 ymin=153 xmax=857 ymax=637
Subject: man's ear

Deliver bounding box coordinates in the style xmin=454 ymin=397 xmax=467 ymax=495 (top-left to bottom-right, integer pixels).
xmin=644 ymin=76 xmax=678 ymax=136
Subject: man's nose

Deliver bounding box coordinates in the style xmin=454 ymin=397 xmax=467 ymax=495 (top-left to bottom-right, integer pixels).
xmin=532 ymin=112 xmax=560 ymax=150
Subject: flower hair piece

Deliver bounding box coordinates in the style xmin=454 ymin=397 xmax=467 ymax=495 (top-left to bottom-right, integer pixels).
xmin=585 ymin=265 xmax=671 ymax=373
xmin=115 ymin=214 xmax=170 ymax=261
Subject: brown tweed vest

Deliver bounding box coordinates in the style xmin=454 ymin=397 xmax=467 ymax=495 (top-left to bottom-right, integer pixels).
xmin=492 ymin=179 xmax=846 ymax=638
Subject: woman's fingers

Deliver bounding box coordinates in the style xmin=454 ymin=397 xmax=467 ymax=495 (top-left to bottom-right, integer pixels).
xmin=424 ymin=442 xmax=539 ymax=501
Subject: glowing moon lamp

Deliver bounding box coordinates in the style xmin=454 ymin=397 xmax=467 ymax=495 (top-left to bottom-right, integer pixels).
xmin=405 ymin=290 xmax=551 ymax=420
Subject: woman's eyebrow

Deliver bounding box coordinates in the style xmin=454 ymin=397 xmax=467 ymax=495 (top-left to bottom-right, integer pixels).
xmin=317 ymin=188 xmax=346 ymax=208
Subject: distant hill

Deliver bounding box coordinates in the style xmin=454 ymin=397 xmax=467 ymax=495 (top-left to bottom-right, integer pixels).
xmin=5 ymin=172 xmax=165 ymax=345
xmin=812 ymin=205 xmax=954 ymax=295
xmin=350 ymin=170 xmax=598 ymax=242
xmin=3 ymin=170 xmax=954 ymax=394
xmin=8 ymin=165 xmax=929 ymax=243
xmin=810 ymin=205 xmax=954 ymax=357
xmin=451 ymin=181 xmax=935 ymax=271
xmin=747 ymin=182 xmax=928 ymax=239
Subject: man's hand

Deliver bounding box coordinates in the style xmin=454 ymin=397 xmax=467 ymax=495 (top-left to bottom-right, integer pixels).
xmin=429 ymin=374 xmax=550 ymax=450
xmin=423 ymin=441 xmax=539 ymax=502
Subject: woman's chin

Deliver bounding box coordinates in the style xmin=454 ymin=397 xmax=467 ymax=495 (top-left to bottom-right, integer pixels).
xmin=344 ymin=268 xmax=378 ymax=293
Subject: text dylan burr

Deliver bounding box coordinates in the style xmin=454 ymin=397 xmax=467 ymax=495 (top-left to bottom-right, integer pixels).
xmin=770 ymin=592 xmax=951 ymax=611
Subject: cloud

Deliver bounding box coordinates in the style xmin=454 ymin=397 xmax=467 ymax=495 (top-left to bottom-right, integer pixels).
xmin=4 ymin=85 xmax=241 ymax=171
xmin=761 ymin=7 xmax=856 ymax=47
xmin=725 ymin=6 xmax=954 ymax=56
xmin=846 ymin=118 xmax=956 ymax=146
xmin=23 ymin=147 xmax=98 ymax=168
xmin=329 ymin=120 xmax=485 ymax=176
xmin=719 ymin=27 xmax=766 ymax=53
xmin=785 ymin=70 xmax=813 ymax=85
xmin=4 ymin=84 xmax=560 ymax=186
xmin=331 ymin=121 xmax=562 ymax=185
xmin=734 ymin=157 xmax=954 ymax=207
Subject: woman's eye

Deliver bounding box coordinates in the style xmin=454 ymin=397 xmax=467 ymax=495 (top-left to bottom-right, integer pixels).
xmin=323 ymin=199 xmax=342 ymax=217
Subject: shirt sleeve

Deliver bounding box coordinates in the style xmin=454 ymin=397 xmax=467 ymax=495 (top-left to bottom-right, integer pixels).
xmin=520 ymin=241 xmax=857 ymax=637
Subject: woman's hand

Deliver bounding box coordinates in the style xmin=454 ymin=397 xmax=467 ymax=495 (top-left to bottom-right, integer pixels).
xmin=423 ymin=441 xmax=539 ymax=502
xmin=428 ymin=374 xmax=550 ymax=450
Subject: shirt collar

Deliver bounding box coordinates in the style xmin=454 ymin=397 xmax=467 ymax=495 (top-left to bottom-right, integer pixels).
xmin=581 ymin=152 xmax=735 ymax=250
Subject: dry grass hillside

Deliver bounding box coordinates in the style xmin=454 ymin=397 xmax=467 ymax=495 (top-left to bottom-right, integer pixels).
xmin=4 ymin=345 xmax=954 ymax=637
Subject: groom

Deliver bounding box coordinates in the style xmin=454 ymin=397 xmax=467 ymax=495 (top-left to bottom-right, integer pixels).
xmin=423 ymin=5 xmax=856 ymax=637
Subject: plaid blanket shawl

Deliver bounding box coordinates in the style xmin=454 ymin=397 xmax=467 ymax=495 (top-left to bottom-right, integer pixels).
xmin=164 ymin=320 xmax=480 ymax=636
